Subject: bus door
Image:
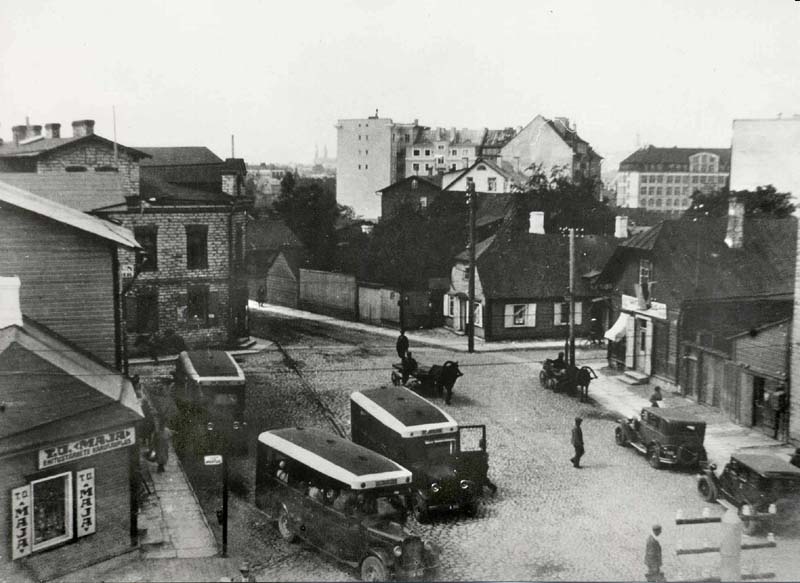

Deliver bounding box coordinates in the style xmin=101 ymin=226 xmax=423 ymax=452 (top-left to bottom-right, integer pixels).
xmin=457 ymin=425 xmax=488 ymax=484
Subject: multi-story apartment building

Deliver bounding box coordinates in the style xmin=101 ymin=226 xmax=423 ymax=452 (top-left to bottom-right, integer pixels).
xmin=615 ymin=146 xmax=731 ymax=213
xmin=338 ymin=112 xmax=601 ymax=219
xmin=335 ymin=114 xmax=422 ymax=219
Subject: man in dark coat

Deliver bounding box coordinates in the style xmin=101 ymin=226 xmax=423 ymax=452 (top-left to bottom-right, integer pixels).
xmin=154 ymin=422 xmax=172 ymax=473
xmin=401 ymin=351 xmax=418 ymax=384
xmin=396 ymin=330 xmax=409 ymax=360
xmin=649 ymin=386 xmax=663 ymax=408
xmin=645 ymin=524 xmax=664 ymax=581
xmin=570 ymin=417 xmax=584 ymax=468
xmin=257 ymin=285 xmax=266 ymax=307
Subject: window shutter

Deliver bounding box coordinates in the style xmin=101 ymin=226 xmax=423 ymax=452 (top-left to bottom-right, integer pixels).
xmin=443 ymin=294 xmax=449 ymax=316
xmin=125 ymin=293 xmax=138 ymax=333
xmin=504 ymin=304 xmax=514 ymax=328
xmin=575 ymin=301 xmax=583 ymax=325
xmin=553 ymin=302 xmax=561 ymax=325
xmin=208 ymin=290 xmax=220 ymax=325
xmin=526 ymin=303 xmax=537 ymax=327
xmin=474 ymin=302 xmax=483 ymax=328
xmin=453 ymin=298 xmax=460 ymax=324
xmin=176 ymin=292 xmax=188 ymax=323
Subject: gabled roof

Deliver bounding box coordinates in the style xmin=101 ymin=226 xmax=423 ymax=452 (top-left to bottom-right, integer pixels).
xmin=247 ymin=217 xmax=305 ymax=251
xmin=0 ymin=317 xmax=142 ymax=455
xmin=137 ymin=146 xmax=223 ymax=166
xmin=601 ymin=217 xmax=797 ymax=300
xmin=620 ymin=146 xmax=731 ymax=169
xmin=376 ymin=174 xmax=443 ymax=194
xmin=475 ymin=233 xmax=616 ymax=299
xmin=545 ymin=117 xmax=603 ymax=160
xmin=475 ymin=193 xmax=513 ymax=228
xmin=0 ymin=133 xmax=150 ymax=160
xmin=441 ymin=157 xmax=525 ymax=192
xmin=0 ymin=172 xmax=127 ymax=212
xmin=482 ymin=128 xmax=517 ymax=149
xmin=0 ymin=179 xmax=140 ymax=249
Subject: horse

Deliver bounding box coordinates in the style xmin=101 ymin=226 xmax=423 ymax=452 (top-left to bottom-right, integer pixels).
xmin=430 ymin=360 xmax=463 ymax=405
xmin=575 ymin=365 xmax=597 ymax=403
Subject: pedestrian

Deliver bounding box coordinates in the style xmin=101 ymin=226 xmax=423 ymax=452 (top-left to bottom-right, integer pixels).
xmin=154 ymin=422 xmax=172 ymax=473
xmin=257 ymin=285 xmax=266 ymax=307
xmin=401 ymin=351 xmax=418 ymax=384
xmin=237 ymin=561 xmax=257 ymax=583
xmin=396 ymin=330 xmax=409 ymax=360
xmin=570 ymin=417 xmax=585 ymax=468
xmin=649 ymin=386 xmax=663 ymax=408
xmin=645 ymin=524 xmax=665 ymax=582
xmin=140 ymin=398 xmax=156 ymax=454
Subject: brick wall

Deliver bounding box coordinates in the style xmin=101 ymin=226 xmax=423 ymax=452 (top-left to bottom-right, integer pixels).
xmin=0 ymin=206 xmax=119 ymax=367
xmin=106 ymin=207 xmax=247 ymax=348
xmin=37 ymin=141 xmax=140 ymax=197
xmin=0 ymin=445 xmax=133 ymax=581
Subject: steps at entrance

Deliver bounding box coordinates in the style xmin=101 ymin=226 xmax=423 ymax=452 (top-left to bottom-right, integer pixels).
xmin=235 ymin=336 xmax=257 ymax=349
xmin=619 ymin=370 xmax=650 ymax=385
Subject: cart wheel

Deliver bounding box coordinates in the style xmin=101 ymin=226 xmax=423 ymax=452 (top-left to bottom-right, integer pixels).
xmin=391 ymin=371 xmax=401 ymax=386
xmin=614 ymin=426 xmax=628 ymax=446
xmin=697 ymin=476 xmax=717 ymax=502
xmin=538 ymin=370 xmax=547 ymax=387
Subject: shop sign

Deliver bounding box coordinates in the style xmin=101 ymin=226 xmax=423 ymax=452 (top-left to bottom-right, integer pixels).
xmin=39 ymin=427 xmax=136 ymax=469
xmin=76 ymin=468 xmax=96 ymax=537
xmin=11 ymin=485 xmax=32 ymax=559
xmin=621 ymin=294 xmax=667 ymax=320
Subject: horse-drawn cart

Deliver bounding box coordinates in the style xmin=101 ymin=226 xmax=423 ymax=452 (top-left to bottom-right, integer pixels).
xmin=391 ymin=360 xmax=463 ymax=405
xmin=539 ymin=359 xmax=597 ymax=402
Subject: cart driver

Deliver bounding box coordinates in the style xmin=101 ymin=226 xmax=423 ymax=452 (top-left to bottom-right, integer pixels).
xmin=552 ymin=352 xmax=567 ymax=375
xmin=401 ymin=351 xmax=418 ymax=384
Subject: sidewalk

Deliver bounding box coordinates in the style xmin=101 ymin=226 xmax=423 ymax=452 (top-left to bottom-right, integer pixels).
xmin=253 ymin=301 xmax=796 ymax=467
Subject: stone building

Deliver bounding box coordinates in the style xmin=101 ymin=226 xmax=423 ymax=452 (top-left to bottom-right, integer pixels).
xmin=0 ymin=121 xmax=249 ymax=351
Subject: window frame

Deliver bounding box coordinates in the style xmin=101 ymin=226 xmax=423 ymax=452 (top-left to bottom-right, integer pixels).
xmin=134 ymin=225 xmax=158 ymax=271
xmin=186 ymin=225 xmax=209 ymax=270
xmin=31 ymin=471 xmax=73 ymax=552
xmin=187 ymin=284 xmax=210 ymax=327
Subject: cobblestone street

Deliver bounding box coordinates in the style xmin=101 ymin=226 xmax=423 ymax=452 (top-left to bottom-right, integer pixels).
xmin=139 ymin=313 xmax=798 ymax=581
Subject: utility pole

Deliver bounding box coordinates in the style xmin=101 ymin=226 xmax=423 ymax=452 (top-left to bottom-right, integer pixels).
xmin=467 ymin=181 xmax=477 ymax=353
xmin=568 ymin=227 xmax=576 ymax=366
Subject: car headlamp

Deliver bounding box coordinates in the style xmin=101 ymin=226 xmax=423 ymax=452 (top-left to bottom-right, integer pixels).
xmin=393 ymin=545 xmax=403 ymax=557
xmin=431 ymin=482 xmax=441 ymax=493
xmin=460 ymin=479 xmax=471 ymax=490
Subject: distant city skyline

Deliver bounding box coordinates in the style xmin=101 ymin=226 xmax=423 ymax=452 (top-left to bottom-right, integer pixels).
xmin=2 ymin=1 xmax=798 ymax=177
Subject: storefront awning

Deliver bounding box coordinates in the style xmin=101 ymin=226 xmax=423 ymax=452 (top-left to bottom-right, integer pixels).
xmin=604 ymin=313 xmax=629 ymax=342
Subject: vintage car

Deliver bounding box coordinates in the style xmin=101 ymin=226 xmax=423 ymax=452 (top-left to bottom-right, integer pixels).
xmin=255 ymin=427 xmax=439 ymax=581
xmin=350 ymin=386 xmax=493 ymax=522
xmin=614 ymin=407 xmax=707 ymax=469
xmin=173 ymin=350 xmax=247 ymax=454
xmin=697 ymin=453 xmax=800 ymax=535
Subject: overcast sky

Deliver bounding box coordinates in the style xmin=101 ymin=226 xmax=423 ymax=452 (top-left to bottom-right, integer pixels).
xmin=2 ymin=0 xmax=799 ymax=173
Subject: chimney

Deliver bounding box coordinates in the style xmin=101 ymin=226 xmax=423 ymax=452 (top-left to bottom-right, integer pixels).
xmin=614 ymin=215 xmax=629 ymax=239
xmin=529 ymin=211 xmax=545 ymax=235
xmin=29 ymin=125 xmax=42 ymax=138
xmin=0 ymin=276 xmax=23 ymax=329
xmin=221 ymin=170 xmax=239 ymax=197
xmin=725 ymin=196 xmax=745 ymax=249
xmin=71 ymin=119 xmax=95 ymax=137
xmin=450 ymin=127 xmax=457 ymax=141
xmin=45 ymin=123 xmax=61 ymax=139
xmin=12 ymin=125 xmax=26 ymax=146
xmin=555 ymin=117 xmax=571 ymax=130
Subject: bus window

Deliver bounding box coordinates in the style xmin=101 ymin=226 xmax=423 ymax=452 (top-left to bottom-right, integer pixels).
xmin=424 ymin=438 xmax=456 ymax=460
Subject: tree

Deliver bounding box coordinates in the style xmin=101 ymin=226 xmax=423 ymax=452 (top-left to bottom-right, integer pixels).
xmin=272 ymin=177 xmax=350 ymax=269
xmin=684 ymin=185 xmax=794 ymax=219
xmin=520 ymin=165 xmax=615 ymax=235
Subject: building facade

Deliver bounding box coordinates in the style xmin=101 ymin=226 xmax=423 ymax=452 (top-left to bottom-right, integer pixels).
xmin=615 ymin=146 xmax=731 ymax=213
xmin=337 ymin=113 xmax=600 ymax=219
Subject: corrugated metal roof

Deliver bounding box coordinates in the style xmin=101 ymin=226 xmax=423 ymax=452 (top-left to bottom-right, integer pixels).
xmin=0 ymin=172 xmax=127 ymax=211
xmin=0 ymin=179 xmax=140 ymax=249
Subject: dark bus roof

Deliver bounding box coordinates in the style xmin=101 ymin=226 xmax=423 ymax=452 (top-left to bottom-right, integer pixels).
xmin=258 ymin=427 xmax=412 ymax=490
xmin=351 ymin=386 xmax=458 ymax=438
xmin=732 ymin=453 xmax=800 ymax=478
xmin=179 ymin=350 xmax=245 ymax=383
xmin=642 ymin=407 xmax=705 ymax=425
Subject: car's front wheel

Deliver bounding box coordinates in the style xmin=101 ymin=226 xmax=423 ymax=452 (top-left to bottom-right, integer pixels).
xmin=648 ymin=445 xmax=662 ymax=469
xmin=277 ymin=505 xmax=298 ymax=543
xmin=413 ymin=496 xmax=430 ymax=524
xmin=361 ymin=556 xmax=388 ymax=581
xmin=614 ymin=426 xmax=628 ymax=446
xmin=697 ymin=476 xmax=717 ymax=502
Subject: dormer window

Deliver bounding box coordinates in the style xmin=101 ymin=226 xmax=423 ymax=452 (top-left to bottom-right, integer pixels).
xmin=477 ymin=164 xmax=487 ymax=171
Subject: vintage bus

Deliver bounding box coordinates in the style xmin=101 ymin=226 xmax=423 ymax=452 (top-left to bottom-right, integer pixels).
xmin=350 ymin=386 xmax=491 ymax=522
xmin=173 ymin=350 xmax=247 ymax=454
xmin=255 ymin=427 xmax=439 ymax=581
